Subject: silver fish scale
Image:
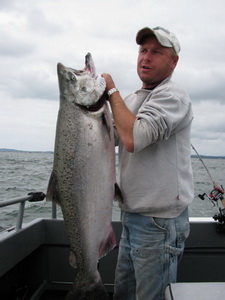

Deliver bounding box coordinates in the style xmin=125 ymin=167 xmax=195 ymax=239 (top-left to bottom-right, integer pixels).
xmin=47 ymin=55 xmax=116 ymax=299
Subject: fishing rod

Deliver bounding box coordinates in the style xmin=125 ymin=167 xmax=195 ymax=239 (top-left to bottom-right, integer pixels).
xmin=191 ymin=144 xmax=225 ymax=230
xmin=191 ymin=144 xmax=215 ymax=185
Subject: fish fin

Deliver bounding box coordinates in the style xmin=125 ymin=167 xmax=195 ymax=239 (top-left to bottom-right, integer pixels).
xmin=69 ymin=250 xmax=77 ymax=268
xmin=99 ymin=224 xmax=116 ymax=259
xmin=102 ymin=112 xmax=111 ymax=140
xmin=46 ymin=171 xmax=61 ymax=205
xmin=114 ymin=182 xmax=123 ymax=204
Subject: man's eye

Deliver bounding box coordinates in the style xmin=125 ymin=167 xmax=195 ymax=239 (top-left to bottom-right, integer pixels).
xmin=153 ymin=49 xmax=162 ymax=54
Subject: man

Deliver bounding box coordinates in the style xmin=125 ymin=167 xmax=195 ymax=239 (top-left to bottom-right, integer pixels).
xmin=102 ymin=26 xmax=194 ymax=300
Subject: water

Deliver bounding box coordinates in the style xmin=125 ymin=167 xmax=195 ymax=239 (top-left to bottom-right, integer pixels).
xmin=0 ymin=151 xmax=225 ymax=231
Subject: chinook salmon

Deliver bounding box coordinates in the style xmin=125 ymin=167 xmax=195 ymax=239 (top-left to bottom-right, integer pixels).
xmin=46 ymin=53 xmax=118 ymax=299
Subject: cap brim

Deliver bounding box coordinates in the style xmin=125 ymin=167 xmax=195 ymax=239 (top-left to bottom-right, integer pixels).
xmin=136 ymin=27 xmax=155 ymax=44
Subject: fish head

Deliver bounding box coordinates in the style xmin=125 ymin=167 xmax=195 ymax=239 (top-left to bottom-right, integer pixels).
xmin=57 ymin=53 xmax=106 ymax=108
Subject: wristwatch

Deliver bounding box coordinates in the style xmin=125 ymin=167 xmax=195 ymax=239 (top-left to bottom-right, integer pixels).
xmin=107 ymin=87 xmax=119 ymax=97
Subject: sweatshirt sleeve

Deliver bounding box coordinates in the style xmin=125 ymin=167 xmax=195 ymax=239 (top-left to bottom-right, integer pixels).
xmin=133 ymin=85 xmax=192 ymax=153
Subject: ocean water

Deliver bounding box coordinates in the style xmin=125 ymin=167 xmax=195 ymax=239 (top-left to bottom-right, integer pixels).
xmin=0 ymin=151 xmax=225 ymax=232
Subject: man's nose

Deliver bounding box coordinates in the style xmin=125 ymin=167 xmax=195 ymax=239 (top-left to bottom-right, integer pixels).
xmin=143 ymin=51 xmax=152 ymax=60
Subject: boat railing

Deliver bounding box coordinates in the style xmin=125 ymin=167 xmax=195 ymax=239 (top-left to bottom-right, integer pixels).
xmin=0 ymin=192 xmax=56 ymax=232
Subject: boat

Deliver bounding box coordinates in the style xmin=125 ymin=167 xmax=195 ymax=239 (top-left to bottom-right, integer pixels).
xmin=0 ymin=192 xmax=225 ymax=300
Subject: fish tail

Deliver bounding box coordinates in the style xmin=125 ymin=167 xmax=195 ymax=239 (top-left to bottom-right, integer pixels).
xmin=65 ymin=283 xmax=109 ymax=300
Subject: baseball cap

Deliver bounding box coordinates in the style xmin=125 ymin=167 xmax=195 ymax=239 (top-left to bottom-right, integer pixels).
xmin=136 ymin=26 xmax=181 ymax=55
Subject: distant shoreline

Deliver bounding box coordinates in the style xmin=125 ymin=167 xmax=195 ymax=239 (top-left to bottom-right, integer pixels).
xmin=0 ymin=148 xmax=224 ymax=159
xmin=0 ymin=148 xmax=53 ymax=154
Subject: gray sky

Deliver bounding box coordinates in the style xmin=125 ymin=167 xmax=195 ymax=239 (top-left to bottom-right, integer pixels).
xmin=0 ymin=0 xmax=225 ymax=156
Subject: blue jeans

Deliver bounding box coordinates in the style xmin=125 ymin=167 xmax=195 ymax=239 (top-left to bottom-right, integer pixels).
xmin=113 ymin=209 xmax=190 ymax=300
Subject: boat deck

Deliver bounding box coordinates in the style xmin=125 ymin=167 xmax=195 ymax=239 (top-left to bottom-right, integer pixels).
xmin=1 ymin=218 xmax=225 ymax=299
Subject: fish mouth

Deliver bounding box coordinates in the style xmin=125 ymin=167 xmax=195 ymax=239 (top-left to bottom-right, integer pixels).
xmin=77 ymin=94 xmax=106 ymax=112
xmin=84 ymin=52 xmax=96 ymax=77
xmin=57 ymin=53 xmax=106 ymax=109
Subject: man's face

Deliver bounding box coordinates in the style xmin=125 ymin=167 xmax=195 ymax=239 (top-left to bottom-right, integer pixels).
xmin=137 ymin=36 xmax=179 ymax=89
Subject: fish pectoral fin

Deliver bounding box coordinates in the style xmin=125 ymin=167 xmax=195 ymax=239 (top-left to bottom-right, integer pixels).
xmin=69 ymin=250 xmax=78 ymax=268
xmin=99 ymin=224 xmax=117 ymax=259
xmin=102 ymin=110 xmax=112 ymax=141
xmin=114 ymin=183 xmax=123 ymax=204
xmin=46 ymin=171 xmax=61 ymax=204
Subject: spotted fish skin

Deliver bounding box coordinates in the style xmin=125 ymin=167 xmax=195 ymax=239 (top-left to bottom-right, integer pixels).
xmin=46 ymin=53 xmax=116 ymax=299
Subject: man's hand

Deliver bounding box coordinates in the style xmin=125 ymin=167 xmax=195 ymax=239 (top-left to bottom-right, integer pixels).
xmin=101 ymin=73 xmax=116 ymax=93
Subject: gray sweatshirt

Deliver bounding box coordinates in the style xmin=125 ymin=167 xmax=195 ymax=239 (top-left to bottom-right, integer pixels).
xmin=117 ymin=76 xmax=194 ymax=218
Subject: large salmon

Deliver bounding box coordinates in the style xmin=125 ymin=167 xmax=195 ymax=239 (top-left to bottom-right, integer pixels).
xmin=46 ymin=53 xmax=117 ymax=299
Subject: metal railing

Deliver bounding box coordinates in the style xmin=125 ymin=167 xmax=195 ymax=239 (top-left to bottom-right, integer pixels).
xmin=0 ymin=192 xmax=57 ymax=231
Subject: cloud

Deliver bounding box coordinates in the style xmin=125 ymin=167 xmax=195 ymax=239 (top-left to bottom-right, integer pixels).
xmin=0 ymin=0 xmax=225 ymax=155
xmin=0 ymin=95 xmax=58 ymax=151
xmin=191 ymin=101 xmax=225 ymax=156
xmin=175 ymin=67 xmax=225 ymax=103
xmin=0 ymin=32 xmax=35 ymax=57
xmin=1 ymin=67 xmax=57 ymax=100
xmin=26 ymin=7 xmax=64 ymax=35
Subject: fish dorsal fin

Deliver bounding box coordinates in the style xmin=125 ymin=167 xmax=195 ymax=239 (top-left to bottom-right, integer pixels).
xmin=69 ymin=250 xmax=77 ymax=268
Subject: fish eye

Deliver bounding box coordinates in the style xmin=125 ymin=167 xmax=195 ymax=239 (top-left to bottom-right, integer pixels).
xmin=68 ymin=72 xmax=77 ymax=81
xmin=71 ymin=73 xmax=76 ymax=81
